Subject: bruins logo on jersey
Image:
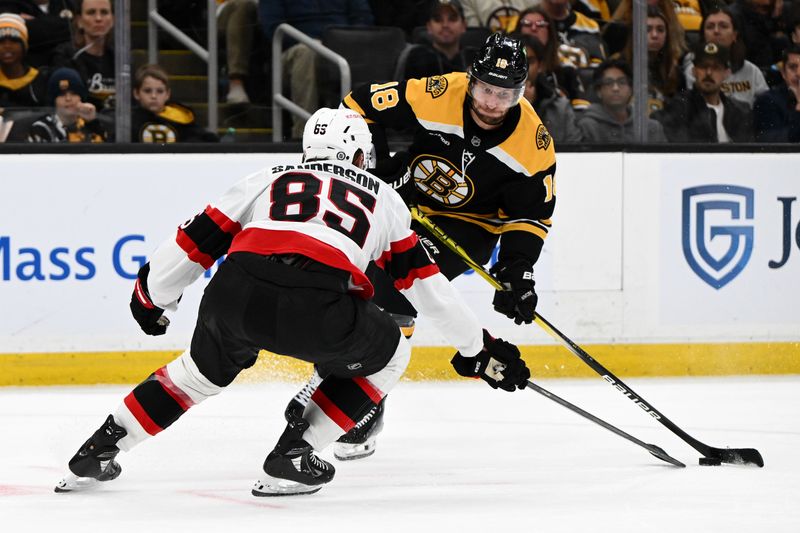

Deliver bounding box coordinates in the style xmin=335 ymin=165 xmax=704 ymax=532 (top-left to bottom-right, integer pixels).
xmin=412 ymin=154 xmax=474 ymax=207
xmin=535 ymin=124 xmax=552 ymax=151
xmin=426 ymin=76 xmax=448 ymax=99
xmin=141 ymin=123 xmax=178 ymax=143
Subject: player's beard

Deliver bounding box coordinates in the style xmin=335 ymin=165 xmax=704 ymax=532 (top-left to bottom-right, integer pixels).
xmin=470 ymin=99 xmax=507 ymax=127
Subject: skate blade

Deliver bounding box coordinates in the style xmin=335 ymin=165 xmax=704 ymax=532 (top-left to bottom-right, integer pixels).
xmin=251 ymin=475 xmax=323 ymax=497
xmin=333 ymin=438 xmax=376 ymax=461
xmin=54 ymin=472 xmax=101 ymax=493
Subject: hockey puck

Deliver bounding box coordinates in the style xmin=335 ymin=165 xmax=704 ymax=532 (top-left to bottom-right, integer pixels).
xmin=699 ymin=457 xmax=723 ymax=466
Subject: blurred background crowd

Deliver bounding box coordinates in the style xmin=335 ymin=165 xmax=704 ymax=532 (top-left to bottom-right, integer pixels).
xmin=0 ymin=0 xmax=798 ymax=145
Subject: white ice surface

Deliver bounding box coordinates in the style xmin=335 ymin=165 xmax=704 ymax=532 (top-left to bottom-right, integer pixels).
xmin=1 ymin=377 xmax=798 ymax=533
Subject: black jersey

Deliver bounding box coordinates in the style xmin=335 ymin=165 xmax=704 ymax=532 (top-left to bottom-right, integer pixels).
xmin=343 ymin=72 xmax=557 ymax=264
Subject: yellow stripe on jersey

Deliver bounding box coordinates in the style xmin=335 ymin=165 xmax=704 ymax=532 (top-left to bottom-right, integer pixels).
xmin=404 ymin=73 xmax=468 ymax=133
xmin=491 ymin=99 xmax=556 ymax=176
xmin=417 ymin=205 xmax=550 ymax=241
xmin=572 ymin=11 xmax=601 ymax=33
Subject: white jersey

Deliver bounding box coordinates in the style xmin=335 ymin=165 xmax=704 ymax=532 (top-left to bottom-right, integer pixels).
xmin=146 ymin=160 xmax=484 ymax=357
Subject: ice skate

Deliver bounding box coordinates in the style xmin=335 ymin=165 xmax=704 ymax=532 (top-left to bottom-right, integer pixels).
xmin=252 ymin=417 xmax=335 ymax=497
xmin=334 ymin=397 xmax=385 ymax=461
xmin=54 ymin=414 xmax=126 ymax=493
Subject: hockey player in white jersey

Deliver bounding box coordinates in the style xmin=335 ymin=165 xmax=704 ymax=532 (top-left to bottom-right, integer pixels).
xmin=54 ymin=108 xmax=531 ymax=497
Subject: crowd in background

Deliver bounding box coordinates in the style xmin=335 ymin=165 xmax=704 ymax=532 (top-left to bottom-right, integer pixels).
xmin=1 ymin=0 xmax=799 ymax=144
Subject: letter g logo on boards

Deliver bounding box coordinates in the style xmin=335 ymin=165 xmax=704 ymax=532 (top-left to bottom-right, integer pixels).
xmin=682 ymin=185 xmax=754 ymax=289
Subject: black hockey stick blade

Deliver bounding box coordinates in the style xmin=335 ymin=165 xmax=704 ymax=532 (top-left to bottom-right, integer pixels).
xmin=704 ymin=447 xmax=765 ymax=467
xmin=525 ymin=381 xmax=685 ymax=468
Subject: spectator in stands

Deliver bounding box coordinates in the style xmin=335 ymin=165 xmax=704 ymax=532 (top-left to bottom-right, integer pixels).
xmin=604 ymin=0 xmax=692 ymax=57
xmin=52 ymin=0 xmax=115 ymax=112
xmin=0 ymin=13 xmax=47 ymax=108
xmin=523 ymin=36 xmax=583 ymax=143
xmin=754 ymin=44 xmax=800 ymax=141
xmin=131 ymin=64 xmax=219 ymax=143
xmin=26 ymin=66 xmax=107 ymax=142
xmin=684 ymin=5 xmax=768 ymax=108
xmin=459 ymin=0 xmax=534 ymax=33
xmin=0 ymin=1 xmax=76 ymax=68
xmin=517 ymin=7 xmax=589 ymax=109
xmin=613 ymin=6 xmax=686 ymax=113
xmin=730 ymin=0 xmax=788 ymax=76
xmin=259 ymin=0 xmax=373 ymax=139
xmin=655 ymin=42 xmax=753 ymax=142
xmin=217 ymin=0 xmax=257 ymax=104
xmin=403 ymin=0 xmax=475 ymax=79
xmin=540 ymin=0 xmax=606 ymax=67
xmin=577 ymin=58 xmax=667 ymax=142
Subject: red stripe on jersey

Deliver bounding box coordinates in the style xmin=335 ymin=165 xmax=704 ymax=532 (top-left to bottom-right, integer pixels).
xmin=375 ymin=232 xmax=418 ymax=269
xmin=310 ymin=389 xmax=356 ymax=432
xmin=353 ymin=377 xmax=384 ymax=404
xmin=154 ymin=367 xmax=194 ymax=411
xmin=133 ymin=279 xmax=154 ymax=309
xmin=176 ymin=229 xmax=215 ymax=269
xmin=393 ymin=263 xmax=440 ymax=290
xmin=206 ymin=206 xmax=242 ymax=236
xmin=123 ymin=393 xmax=163 ymax=436
xmin=228 ymin=228 xmax=375 ymax=299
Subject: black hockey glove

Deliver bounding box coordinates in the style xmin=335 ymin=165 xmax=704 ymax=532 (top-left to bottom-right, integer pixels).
xmin=490 ymin=259 xmax=537 ymax=325
xmin=130 ymin=263 xmax=170 ymax=336
xmin=451 ymin=330 xmax=530 ymax=392
xmin=372 ymin=151 xmax=415 ymax=204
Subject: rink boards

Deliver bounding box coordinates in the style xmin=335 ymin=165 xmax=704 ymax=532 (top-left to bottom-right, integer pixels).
xmin=1 ymin=152 xmax=798 ymax=385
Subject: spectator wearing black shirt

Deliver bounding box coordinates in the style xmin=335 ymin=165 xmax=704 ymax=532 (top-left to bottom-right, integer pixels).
xmin=517 ymin=7 xmax=590 ymax=109
xmin=754 ymin=45 xmax=800 ymax=142
xmin=655 ymin=42 xmax=753 ymax=142
xmin=0 ymin=12 xmax=47 ymax=108
xmin=52 ymin=0 xmax=114 ymax=111
xmin=27 ymin=66 xmax=107 ymax=142
xmin=403 ymin=0 xmax=475 ymax=79
xmin=131 ymin=64 xmax=218 ymax=143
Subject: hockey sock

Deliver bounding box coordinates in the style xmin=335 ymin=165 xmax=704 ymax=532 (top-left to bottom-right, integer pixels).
xmin=303 ymin=338 xmax=410 ymax=450
xmin=114 ymin=349 xmax=223 ymax=451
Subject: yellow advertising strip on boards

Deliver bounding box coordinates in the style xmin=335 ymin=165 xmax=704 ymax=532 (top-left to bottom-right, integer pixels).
xmin=1 ymin=342 xmax=798 ymax=386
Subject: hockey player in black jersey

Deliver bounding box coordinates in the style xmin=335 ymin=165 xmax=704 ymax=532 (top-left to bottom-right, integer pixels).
xmin=289 ymin=33 xmax=557 ymax=461
xmin=54 ymin=108 xmax=530 ymax=497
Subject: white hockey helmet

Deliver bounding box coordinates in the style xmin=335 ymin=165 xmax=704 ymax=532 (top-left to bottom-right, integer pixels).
xmin=302 ymin=107 xmax=375 ymax=169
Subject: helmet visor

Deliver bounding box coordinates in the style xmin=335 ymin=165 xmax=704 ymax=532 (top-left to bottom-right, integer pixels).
xmin=467 ymin=76 xmax=524 ymax=111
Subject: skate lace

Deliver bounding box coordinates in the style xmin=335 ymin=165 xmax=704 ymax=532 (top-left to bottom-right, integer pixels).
xmin=295 ymin=371 xmax=323 ymax=405
xmin=353 ymin=405 xmax=377 ymax=430
xmin=307 ymin=452 xmax=329 ymax=472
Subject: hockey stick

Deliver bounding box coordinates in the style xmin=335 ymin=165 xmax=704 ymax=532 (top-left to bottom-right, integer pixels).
xmin=525 ymin=380 xmax=685 ymax=467
xmin=410 ymin=207 xmax=765 ymax=467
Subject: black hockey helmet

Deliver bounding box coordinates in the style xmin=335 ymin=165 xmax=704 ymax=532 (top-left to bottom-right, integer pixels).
xmin=468 ymin=33 xmax=528 ymax=90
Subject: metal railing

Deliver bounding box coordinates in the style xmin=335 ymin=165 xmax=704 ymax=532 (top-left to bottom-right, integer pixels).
xmin=272 ymin=23 xmax=351 ymax=142
xmin=146 ymin=0 xmax=218 ymax=132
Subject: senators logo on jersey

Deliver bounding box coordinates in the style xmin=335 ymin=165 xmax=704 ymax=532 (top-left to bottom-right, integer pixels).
xmin=412 ymin=154 xmax=474 ymax=207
